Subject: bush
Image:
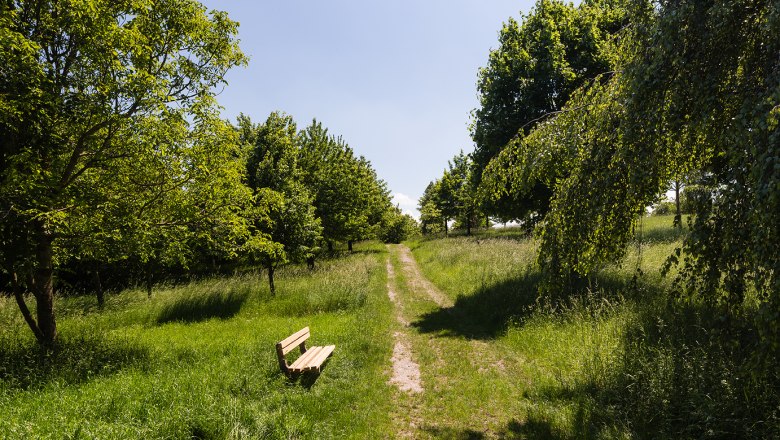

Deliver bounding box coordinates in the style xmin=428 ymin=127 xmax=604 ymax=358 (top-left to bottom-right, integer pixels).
xmin=378 ymin=210 xmax=419 ymax=243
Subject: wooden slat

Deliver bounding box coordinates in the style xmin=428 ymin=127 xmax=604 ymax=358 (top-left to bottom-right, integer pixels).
xmin=305 ymin=345 xmax=335 ymax=373
xmin=277 ymin=327 xmax=310 ymax=355
xmin=289 ymin=346 xmax=323 ymax=373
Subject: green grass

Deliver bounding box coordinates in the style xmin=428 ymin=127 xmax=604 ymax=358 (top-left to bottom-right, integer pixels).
xmin=0 ymin=242 xmax=394 ymax=439
xmin=2 ymin=218 xmax=777 ymax=438
xmin=403 ymin=215 xmax=779 ymax=439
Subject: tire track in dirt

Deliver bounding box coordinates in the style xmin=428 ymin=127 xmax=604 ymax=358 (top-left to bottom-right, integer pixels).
xmin=388 ymin=244 xmax=530 ymax=437
xmin=395 ymin=245 xmax=453 ymax=308
xmin=386 ymin=258 xmax=422 ymax=394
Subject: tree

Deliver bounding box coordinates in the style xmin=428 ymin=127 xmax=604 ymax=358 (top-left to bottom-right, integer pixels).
xmin=418 ymin=188 xmax=444 ymax=235
xmin=517 ymin=0 xmax=779 ymax=329
xmin=449 ymin=152 xmax=480 ymax=236
xmin=378 ymin=207 xmax=419 ymax=244
xmin=244 ymin=112 xmax=321 ymax=293
xmin=424 ymin=152 xmax=482 ymax=236
xmin=471 ymin=0 xmax=628 ymax=219
xmin=0 ymin=0 xmax=247 ymax=346
xmin=246 ymin=185 xmax=320 ymax=294
xmin=298 ymin=120 xmax=391 ymax=252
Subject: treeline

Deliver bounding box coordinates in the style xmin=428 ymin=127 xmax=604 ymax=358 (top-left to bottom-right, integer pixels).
xmin=426 ymin=0 xmax=779 ymax=345
xmin=0 ymin=0 xmax=416 ymax=347
xmin=237 ymin=112 xmax=417 ymax=293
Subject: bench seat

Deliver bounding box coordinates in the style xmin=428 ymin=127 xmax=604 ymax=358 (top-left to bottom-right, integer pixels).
xmin=288 ymin=344 xmax=335 ymax=374
xmin=276 ymin=327 xmax=335 ymax=375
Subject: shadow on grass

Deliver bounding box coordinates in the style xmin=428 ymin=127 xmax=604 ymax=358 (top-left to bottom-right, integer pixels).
xmin=0 ymin=335 xmax=149 ymax=390
xmin=602 ymin=300 xmax=779 ymax=439
xmin=156 ymin=289 xmax=249 ymax=324
xmin=412 ymin=268 xmax=669 ymax=340
xmin=508 ymin=299 xmax=780 ymax=439
xmin=411 ymin=271 xmax=540 ymax=339
xmin=420 ymin=419 xmax=564 ymax=439
xmin=421 ymin=425 xmax=486 ymax=439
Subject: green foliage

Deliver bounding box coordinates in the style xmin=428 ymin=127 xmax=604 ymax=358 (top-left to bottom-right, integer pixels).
xmin=527 ymin=0 xmax=780 ymax=317
xmin=378 ymin=207 xmax=419 ymax=244
xmin=239 ymin=112 xmax=392 ymax=290
xmin=418 ymin=181 xmax=445 ymax=234
xmin=243 ymin=112 xmax=322 ymax=290
xmin=471 ymin=0 xmax=627 ymax=180
xmin=0 ymin=0 xmax=248 ymax=345
xmin=298 ymin=120 xmax=392 ymax=247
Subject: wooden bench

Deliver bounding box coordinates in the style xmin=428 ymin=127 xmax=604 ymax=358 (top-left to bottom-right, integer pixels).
xmin=275 ymin=327 xmax=335 ymax=375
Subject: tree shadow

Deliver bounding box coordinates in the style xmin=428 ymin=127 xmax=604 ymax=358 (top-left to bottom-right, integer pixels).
xmin=411 ymin=271 xmax=541 ymax=340
xmin=420 ymin=418 xmax=573 ymax=440
xmin=504 ymin=297 xmax=780 ymax=439
xmin=495 ymin=418 xmax=560 ymax=439
xmin=0 ymin=335 xmax=150 ymax=390
xmin=156 ymin=289 xmax=249 ymax=324
xmin=599 ymin=299 xmax=780 ymax=439
xmin=412 ymin=263 xmax=677 ymax=340
xmin=421 ymin=425 xmax=486 ymax=439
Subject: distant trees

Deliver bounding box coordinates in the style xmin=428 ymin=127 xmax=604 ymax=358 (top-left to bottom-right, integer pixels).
xmin=418 ymin=182 xmax=444 ymax=235
xmin=419 ymin=152 xmax=482 ymax=236
xmin=0 ymin=0 xmax=247 ymax=346
xmin=237 ymin=113 xmax=393 ymax=290
xmin=378 ymin=207 xmax=419 ymax=244
xmin=297 ymin=120 xmax=391 ymax=253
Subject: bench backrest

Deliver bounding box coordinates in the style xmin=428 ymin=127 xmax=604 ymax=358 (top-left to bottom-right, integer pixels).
xmin=277 ymin=327 xmax=310 ymax=356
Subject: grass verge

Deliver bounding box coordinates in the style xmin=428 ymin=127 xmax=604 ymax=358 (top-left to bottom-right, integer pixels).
xmin=0 ymin=242 xmax=394 ymax=439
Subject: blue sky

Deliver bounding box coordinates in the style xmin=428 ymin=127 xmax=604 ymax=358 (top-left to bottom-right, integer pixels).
xmin=200 ymin=0 xmax=536 ymax=218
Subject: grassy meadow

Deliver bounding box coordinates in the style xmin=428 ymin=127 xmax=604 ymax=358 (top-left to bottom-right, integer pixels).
xmin=1 ymin=216 xmax=777 ymax=439
xmin=0 ymin=243 xmax=394 ymax=439
xmin=406 ymin=215 xmax=778 ymax=439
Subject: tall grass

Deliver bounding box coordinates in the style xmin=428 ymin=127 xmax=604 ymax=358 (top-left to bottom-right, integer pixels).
xmin=0 ymin=242 xmax=394 ymax=439
xmin=409 ymin=215 xmax=780 ymax=438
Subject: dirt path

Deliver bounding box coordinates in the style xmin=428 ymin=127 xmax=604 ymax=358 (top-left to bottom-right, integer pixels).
xmin=386 ymin=244 xmax=523 ymax=438
xmin=386 ymin=259 xmax=422 ymax=393
xmin=395 ymin=245 xmax=453 ymax=308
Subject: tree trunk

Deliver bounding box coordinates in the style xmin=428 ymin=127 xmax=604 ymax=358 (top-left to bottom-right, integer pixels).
xmin=444 ymin=219 xmax=448 ymax=236
xmin=673 ymin=179 xmax=682 ymax=229
xmin=327 ymin=241 xmax=333 ymax=252
xmin=94 ymin=267 xmax=104 ymax=308
xmin=307 ymin=256 xmax=315 ymax=270
xmin=466 ymin=216 xmax=472 ymax=236
xmin=145 ymin=266 xmax=153 ymax=298
xmin=348 ymin=240 xmax=353 ymax=252
xmin=11 ymin=270 xmax=45 ymax=344
xmin=31 ymin=234 xmax=57 ymax=347
xmin=268 ymin=265 xmax=275 ymax=295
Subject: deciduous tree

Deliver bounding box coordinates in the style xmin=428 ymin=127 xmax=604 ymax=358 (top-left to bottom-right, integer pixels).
xmin=0 ymin=0 xmax=247 ymax=346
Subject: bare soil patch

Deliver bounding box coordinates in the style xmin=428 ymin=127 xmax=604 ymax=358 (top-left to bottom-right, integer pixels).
xmin=386 ymin=258 xmax=421 ymax=393
xmin=389 ymin=334 xmax=423 ymax=394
